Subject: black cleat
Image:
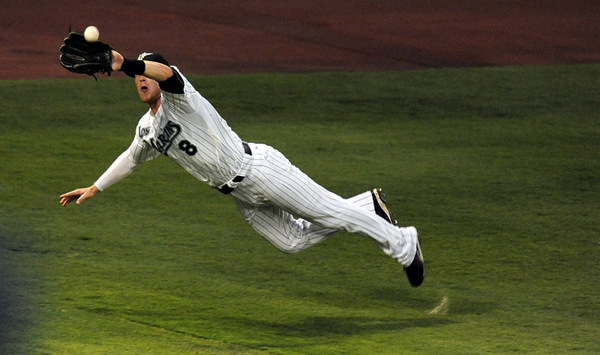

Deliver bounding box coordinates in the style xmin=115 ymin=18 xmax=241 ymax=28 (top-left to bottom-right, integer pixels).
xmin=404 ymin=228 xmax=425 ymax=287
xmin=372 ymin=188 xmax=398 ymax=225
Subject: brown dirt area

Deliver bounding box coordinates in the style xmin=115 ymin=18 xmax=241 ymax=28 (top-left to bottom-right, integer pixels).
xmin=1 ymin=0 xmax=599 ymax=79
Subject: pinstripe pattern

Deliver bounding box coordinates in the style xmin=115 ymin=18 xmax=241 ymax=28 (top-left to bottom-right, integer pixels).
xmin=127 ymin=67 xmax=246 ymax=187
xmin=234 ymin=187 xmax=374 ymax=253
xmin=119 ymin=68 xmax=418 ymax=267
xmin=232 ymin=144 xmax=417 ymax=266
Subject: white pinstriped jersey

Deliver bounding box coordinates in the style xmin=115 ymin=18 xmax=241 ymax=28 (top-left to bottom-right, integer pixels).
xmin=97 ymin=65 xmax=418 ymax=268
xmin=125 ymin=66 xmax=246 ymax=187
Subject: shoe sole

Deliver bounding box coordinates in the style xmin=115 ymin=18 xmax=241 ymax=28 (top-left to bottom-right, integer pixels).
xmin=372 ymin=188 xmax=397 ymax=225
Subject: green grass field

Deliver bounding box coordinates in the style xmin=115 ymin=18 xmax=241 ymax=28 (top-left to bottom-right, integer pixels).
xmin=1 ymin=64 xmax=599 ymax=354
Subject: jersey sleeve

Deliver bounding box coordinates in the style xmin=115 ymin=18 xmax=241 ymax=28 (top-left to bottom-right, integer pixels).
xmin=93 ymin=150 xmax=137 ymax=191
xmin=159 ymin=67 xmax=199 ymax=114
xmin=94 ymin=129 xmax=160 ymax=191
xmin=158 ymin=68 xmax=185 ymax=94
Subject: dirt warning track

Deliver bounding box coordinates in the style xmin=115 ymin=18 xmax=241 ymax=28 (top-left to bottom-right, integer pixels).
xmin=1 ymin=0 xmax=599 ymax=79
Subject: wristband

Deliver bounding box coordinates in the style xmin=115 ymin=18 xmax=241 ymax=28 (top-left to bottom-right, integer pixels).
xmin=120 ymin=58 xmax=146 ymax=77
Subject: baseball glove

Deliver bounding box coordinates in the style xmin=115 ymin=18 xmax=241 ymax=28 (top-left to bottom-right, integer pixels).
xmin=59 ymin=32 xmax=113 ymax=79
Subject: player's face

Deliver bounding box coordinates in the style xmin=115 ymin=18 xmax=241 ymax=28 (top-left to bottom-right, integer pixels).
xmin=135 ymin=75 xmax=161 ymax=105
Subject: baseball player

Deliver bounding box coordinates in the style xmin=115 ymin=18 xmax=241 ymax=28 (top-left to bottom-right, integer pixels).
xmin=58 ymin=34 xmax=424 ymax=287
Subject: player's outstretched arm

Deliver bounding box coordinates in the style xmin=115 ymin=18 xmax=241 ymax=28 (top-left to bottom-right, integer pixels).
xmin=60 ymin=148 xmax=138 ymax=207
xmin=111 ymin=50 xmax=174 ymax=82
xmin=59 ymin=185 xmax=100 ymax=207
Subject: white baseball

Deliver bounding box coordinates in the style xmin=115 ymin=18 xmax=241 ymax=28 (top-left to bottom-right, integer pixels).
xmin=84 ymin=26 xmax=100 ymax=42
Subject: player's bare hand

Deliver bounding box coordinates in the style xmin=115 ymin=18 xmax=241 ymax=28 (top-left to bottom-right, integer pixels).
xmin=111 ymin=50 xmax=124 ymax=71
xmin=60 ymin=185 xmax=100 ymax=207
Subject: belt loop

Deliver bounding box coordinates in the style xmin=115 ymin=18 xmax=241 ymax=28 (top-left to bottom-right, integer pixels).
xmin=243 ymin=142 xmax=252 ymax=156
xmin=218 ymin=142 xmax=253 ymax=194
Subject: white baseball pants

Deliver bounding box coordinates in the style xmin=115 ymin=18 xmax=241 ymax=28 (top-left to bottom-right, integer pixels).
xmin=231 ymin=143 xmax=418 ymax=266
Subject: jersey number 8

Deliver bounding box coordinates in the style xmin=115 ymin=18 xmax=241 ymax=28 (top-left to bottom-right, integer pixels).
xmin=178 ymin=140 xmax=197 ymax=156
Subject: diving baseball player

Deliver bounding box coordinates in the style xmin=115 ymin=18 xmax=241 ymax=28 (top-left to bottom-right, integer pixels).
xmin=58 ymin=33 xmax=424 ymax=287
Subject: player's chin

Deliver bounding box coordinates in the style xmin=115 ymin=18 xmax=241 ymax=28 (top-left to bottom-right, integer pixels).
xmin=138 ymin=92 xmax=151 ymax=102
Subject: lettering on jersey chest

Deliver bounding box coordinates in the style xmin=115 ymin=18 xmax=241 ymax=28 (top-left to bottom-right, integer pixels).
xmin=139 ymin=120 xmax=197 ymax=157
xmin=149 ymin=120 xmax=181 ymax=155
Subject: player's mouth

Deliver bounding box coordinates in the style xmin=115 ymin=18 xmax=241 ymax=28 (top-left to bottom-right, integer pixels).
xmin=140 ymin=85 xmax=149 ymax=92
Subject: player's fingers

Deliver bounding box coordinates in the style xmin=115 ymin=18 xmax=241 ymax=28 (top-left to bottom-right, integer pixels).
xmin=60 ymin=190 xmax=81 ymax=198
xmin=60 ymin=194 xmax=79 ymax=206
xmin=76 ymin=192 xmax=92 ymax=205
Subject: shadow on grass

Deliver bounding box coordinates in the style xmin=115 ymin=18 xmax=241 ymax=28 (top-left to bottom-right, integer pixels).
xmin=0 ymin=252 xmax=34 ymax=354
xmin=228 ymin=315 xmax=454 ymax=338
xmin=0 ymin=221 xmax=45 ymax=354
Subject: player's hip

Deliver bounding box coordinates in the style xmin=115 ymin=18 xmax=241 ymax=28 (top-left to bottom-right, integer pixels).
xmin=232 ymin=143 xmax=333 ymax=210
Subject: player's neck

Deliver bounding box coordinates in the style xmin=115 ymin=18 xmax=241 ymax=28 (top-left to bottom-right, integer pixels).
xmin=149 ymin=97 xmax=162 ymax=115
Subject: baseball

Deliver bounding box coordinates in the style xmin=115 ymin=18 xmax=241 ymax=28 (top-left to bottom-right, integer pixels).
xmin=84 ymin=26 xmax=100 ymax=42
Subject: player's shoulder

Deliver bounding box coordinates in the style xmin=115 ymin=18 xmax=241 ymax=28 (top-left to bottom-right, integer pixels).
xmin=161 ymin=67 xmax=201 ymax=109
xmin=170 ymin=66 xmax=197 ymax=92
xmin=135 ymin=109 xmax=154 ymax=127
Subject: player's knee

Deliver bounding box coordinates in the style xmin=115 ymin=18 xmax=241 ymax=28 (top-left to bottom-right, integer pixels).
xmin=276 ymin=241 xmax=306 ymax=254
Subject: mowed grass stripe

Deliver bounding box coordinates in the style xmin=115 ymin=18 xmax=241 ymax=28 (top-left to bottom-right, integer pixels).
xmin=0 ymin=64 xmax=598 ymax=354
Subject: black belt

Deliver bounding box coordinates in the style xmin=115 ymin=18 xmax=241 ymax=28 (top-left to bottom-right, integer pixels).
xmin=218 ymin=142 xmax=252 ymax=195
